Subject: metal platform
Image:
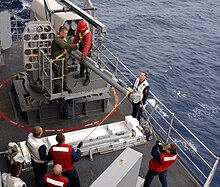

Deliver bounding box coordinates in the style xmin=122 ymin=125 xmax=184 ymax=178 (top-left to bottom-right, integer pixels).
xmin=42 ymin=70 xmax=111 ymax=100
xmin=11 ymin=71 xmax=111 ymax=123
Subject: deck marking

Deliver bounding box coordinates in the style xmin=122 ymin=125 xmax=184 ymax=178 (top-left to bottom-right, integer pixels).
xmin=0 ymin=75 xmax=119 ymax=133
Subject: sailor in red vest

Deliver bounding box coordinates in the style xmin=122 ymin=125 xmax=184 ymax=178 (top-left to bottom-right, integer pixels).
xmin=131 ymin=71 xmax=150 ymax=122
xmin=72 ymin=19 xmax=92 ymax=86
xmin=38 ymin=164 xmax=70 ymax=187
xmin=48 ymin=133 xmax=83 ymax=187
xmin=143 ymin=140 xmax=178 ymax=187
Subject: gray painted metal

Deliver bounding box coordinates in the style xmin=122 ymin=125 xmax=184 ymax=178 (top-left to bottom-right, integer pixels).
xmin=61 ymin=0 xmax=107 ymax=34
xmin=0 ymin=45 xmax=4 ymax=66
xmin=90 ymin=147 xmax=143 ymax=187
xmin=0 ymin=11 xmax=12 ymax=50
xmin=18 ymin=117 xmax=146 ymax=166
xmin=0 ymin=172 xmax=2 ymax=187
xmin=71 ymin=50 xmax=132 ymax=99
xmin=136 ymin=177 xmax=145 ymax=187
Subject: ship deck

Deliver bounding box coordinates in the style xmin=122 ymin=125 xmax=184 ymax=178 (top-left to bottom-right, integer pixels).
xmin=0 ymin=42 xmax=200 ymax=186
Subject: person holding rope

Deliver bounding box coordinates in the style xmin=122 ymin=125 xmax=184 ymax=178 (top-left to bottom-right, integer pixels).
xmin=131 ymin=71 xmax=150 ymax=122
xmin=51 ymin=25 xmax=79 ymax=93
xmin=26 ymin=126 xmax=48 ymax=184
xmin=143 ymin=140 xmax=178 ymax=187
xmin=72 ymin=19 xmax=93 ymax=86
xmin=48 ymin=133 xmax=83 ymax=187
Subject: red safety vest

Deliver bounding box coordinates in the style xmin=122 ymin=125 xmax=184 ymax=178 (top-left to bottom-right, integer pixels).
xmin=149 ymin=152 xmax=178 ymax=172
xmin=50 ymin=144 xmax=74 ymax=172
xmin=44 ymin=173 xmax=69 ymax=187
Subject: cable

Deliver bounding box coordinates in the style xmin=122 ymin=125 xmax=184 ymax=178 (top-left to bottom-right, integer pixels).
xmin=81 ymin=91 xmax=128 ymax=143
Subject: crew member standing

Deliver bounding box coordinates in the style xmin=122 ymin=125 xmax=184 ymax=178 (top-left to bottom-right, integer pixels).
xmin=26 ymin=126 xmax=48 ymax=184
xmin=143 ymin=140 xmax=178 ymax=187
xmin=37 ymin=164 xmax=70 ymax=187
xmin=131 ymin=71 xmax=149 ymax=122
xmin=72 ymin=19 xmax=92 ymax=86
xmin=2 ymin=162 xmax=27 ymax=187
xmin=48 ymin=133 xmax=83 ymax=187
xmin=51 ymin=25 xmax=79 ymax=93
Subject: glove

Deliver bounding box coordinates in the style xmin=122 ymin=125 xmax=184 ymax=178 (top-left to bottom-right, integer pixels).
xmin=77 ymin=141 xmax=83 ymax=149
xmin=156 ymin=140 xmax=163 ymax=147
xmin=79 ymin=42 xmax=85 ymax=50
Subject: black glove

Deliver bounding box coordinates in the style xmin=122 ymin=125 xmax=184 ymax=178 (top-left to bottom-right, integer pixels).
xmin=156 ymin=140 xmax=163 ymax=147
xmin=77 ymin=141 xmax=83 ymax=149
xmin=79 ymin=42 xmax=85 ymax=51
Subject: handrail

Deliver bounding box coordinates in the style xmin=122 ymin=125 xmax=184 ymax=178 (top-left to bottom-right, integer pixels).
xmin=93 ymin=43 xmax=219 ymax=186
xmin=38 ymin=49 xmax=65 ymax=99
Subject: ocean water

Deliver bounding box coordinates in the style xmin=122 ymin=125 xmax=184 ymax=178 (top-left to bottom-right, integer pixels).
xmin=95 ymin=1 xmax=220 ymax=186
xmin=1 ymin=0 xmax=220 ymax=186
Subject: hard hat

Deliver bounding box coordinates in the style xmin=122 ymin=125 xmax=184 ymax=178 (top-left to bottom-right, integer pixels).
xmin=77 ymin=20 xmax=87 ymax=31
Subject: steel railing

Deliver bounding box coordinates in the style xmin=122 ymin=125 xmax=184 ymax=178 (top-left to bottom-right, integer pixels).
xmin=92 ymin=43 xmax=219 ymax=186
xmin=38 ymin=49 xmax=65 ymax=99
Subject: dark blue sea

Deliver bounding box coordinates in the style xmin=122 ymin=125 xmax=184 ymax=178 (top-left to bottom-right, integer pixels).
xmin=1 ymin=0 xmax=220 ymax=186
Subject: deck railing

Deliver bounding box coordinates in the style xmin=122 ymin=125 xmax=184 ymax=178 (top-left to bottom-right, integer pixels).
xmin=93 ymin=43 xmax=219 ymax=187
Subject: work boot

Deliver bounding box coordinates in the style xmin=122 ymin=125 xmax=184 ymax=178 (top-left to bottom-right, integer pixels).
xmin=73 ymin=72 xmax=85 ymax=78
xmin=83 ymin=76 xmax=90 ymax=86
xmin=64 ymin=81 xmax=72 ymax=93
xmin=53 ymin=84 xmax=61 ymax=94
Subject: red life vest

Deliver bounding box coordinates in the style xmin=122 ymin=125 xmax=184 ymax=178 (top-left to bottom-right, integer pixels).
xmin=149 ymin=152 xmax=178 ymax=172
xmin=44 ymin=173 xmax=69 ymax=187
xmin=50 ymin=144 xmax=74 ymax=172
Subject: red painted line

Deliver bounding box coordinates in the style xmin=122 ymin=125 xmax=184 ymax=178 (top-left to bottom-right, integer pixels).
xmin=0 ymin=74 xmax=119 ymax=133
xmin=0 ymin=111 xmax=33 ymax=131
xmin=0 ymin=74 xmax=18 ymax=89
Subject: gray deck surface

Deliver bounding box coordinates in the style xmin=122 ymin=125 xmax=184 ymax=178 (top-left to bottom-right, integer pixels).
xmin=0 ymin=42 xmax=200 ymax=187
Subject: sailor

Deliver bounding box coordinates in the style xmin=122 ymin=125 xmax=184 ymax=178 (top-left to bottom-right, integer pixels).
xmin=48 ymin=133 xmax=83 ymax=187
xmin=37 ymin=164 xmax=70 ymax=187
xmin=51 ymin=25 xmax=79 ymax=93
xmin=26 ymin=126 xmax=48 ymax=184
xmin=143 ymin=140 xmax=178 ymax=187
xmin=1 ymin=162 xmax=27 ymax=187
xmin=72 ymin=19 xmax=93 ymax=86
xmin=131 ymin=71 xmax=150 ymax=122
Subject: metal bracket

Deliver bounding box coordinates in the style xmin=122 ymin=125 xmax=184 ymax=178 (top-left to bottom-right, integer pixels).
xmin=89 ymin=149 xmax=93 ymax=161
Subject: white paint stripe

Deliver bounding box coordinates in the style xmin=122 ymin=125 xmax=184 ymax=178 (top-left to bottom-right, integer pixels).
xmin=47 ymin=177 xmax=64 ymax=187
xmin=164 ymin=155 xmax=177 ymax=161
xmin=53 ymin=147 xmax=69 ymax=152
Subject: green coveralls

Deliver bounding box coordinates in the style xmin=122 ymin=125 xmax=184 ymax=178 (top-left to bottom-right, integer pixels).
xmin=51 ymin=35 xmax=78 ymax=86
